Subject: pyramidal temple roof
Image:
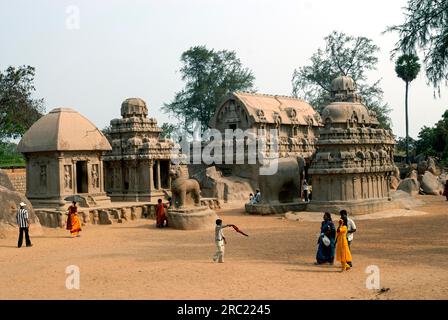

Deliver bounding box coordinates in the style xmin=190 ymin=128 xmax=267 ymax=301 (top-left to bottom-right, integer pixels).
xmin=18 ymin=108 xmax=112 ymax=153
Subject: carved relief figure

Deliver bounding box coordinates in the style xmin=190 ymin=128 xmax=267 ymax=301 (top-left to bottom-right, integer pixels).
xmin=91 ymin=164 xmax=99 ymax=189
xmin=64 ymin=165 xmax=72 ymax=189
xmin=39 ymin=165 xmax=47 ymax=188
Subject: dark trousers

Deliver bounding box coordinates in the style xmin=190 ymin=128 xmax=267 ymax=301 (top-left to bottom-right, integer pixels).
xmin=18 ymin=227 xmax=32 ymax=248
xmin=303 ymin=190 xmax=309 ymax=202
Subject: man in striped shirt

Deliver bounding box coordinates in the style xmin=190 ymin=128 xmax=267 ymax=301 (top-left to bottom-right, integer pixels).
xmin=17 ymin=202 xmax=33 ymax=248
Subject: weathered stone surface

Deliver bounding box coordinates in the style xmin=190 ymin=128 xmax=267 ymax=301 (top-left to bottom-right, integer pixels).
xmin=308 ymin=76 xmax=395 ymax=214
xmin=0 ymin=170 xmax=15 ymax=191
xmin=258 ymin=156 xmax=305 ymax=205
xmin=246 ymin=202 xmax=307 ymax=215
xmin=103 ymin=98 xmax=180 ymax=202
xmin=420 ymin=171 xmax=444 ymax=195
xmin=17 ymin=107 xmax=112 ymax=209
xmin=0 ymin=185 xmax=42 ymax=238
xmin=167 ymin=206 xmax=217 ymax=230
xmin=192 ymin=166 xmax=254 ymax=202
xmin=390 ymin=176 xmax=400 ymax=190
xmin=397 ymin=178 xmax=420 ymax=196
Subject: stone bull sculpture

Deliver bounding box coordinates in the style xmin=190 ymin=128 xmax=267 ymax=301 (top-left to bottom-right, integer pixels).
xmin=170 ymin=167 xmax=201 ymax=208
xmin=258 ymin=156 xmax=305 ymax=204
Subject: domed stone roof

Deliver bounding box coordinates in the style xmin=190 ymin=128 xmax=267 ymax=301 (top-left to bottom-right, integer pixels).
xmin=18 ymin=108 xmax=112 ymax=153
xmin=331 ymin=76 xmax=356 ymax=93
xmin=321 ymin=102 xmax=371 ymax=125
xmin=320 ymin=75 xmax=379 ymax=125
xmin=121 ymin=98 xmax=148 ymax=118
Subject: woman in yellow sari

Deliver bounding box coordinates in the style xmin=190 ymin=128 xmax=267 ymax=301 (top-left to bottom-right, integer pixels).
xmin=66 ymin=201 xmax=82 ymax=237
xmin=336 ymin=216 xmax=352 ymax=271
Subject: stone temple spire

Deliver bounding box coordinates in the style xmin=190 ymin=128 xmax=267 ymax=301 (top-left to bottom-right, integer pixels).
xmin=331 ymin=75 xmax=363 ymax=103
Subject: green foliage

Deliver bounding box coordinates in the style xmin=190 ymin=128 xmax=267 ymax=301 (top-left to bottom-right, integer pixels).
xmin=395 ymin=136 xmax=416 ymax=155
xmin=0 ymin=142 xmax=25 ymax=167
xmin=163 ymin=46 xmax=255 ymax=133
xmin=292 ymin=31 xmax=392 ymax=129
xmin=160 ymin=122 xmax=176 ymax=139
xmin=387 ymin=0 xmax=448 ymax=91
xmin=415 ymin=110 xmax=448 ymax=165
xmin=0 ymin=66 xmax=45 ymax=141
xmin=395 ymin=54 xmax=421 ymax=83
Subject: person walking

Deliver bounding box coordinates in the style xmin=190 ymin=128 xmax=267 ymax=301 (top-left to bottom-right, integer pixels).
xmin=17 ymin=202 xmax=33 ymax=248
xmin=156 ymin=198 xmax=169 ymax=228
xmin=340 ymin=209 xmax=356 ymax=267
xmin=213 ymin=219 xmax=235 ymax=263
xmin=66 ymin=201 xmax=82 ymax=237
xmin=335 ymin=217 xmax=352 ymax=271
xmin=315 ymin=212 xmax=336 ymax=265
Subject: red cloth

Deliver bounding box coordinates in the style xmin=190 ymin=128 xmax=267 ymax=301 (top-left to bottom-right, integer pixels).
xmin=232 ymin=225 xmax=249 ymax=237
xmin=156 ymin=203 xmax=167 ymax=226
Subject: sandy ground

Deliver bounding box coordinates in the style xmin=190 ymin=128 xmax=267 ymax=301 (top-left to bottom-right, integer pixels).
xmin=0 ymin=195 xmax=447 ymax=300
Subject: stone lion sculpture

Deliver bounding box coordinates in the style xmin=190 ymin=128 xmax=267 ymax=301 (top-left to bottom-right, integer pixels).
xmin=170 ymin=166 xmax=201 ymax=208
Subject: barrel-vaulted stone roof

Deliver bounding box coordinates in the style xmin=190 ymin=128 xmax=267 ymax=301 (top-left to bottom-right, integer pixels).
xmin=18 ymin=108 xmax=112 ymax=153
xmin=209 ymin=91 xmax=321 ymax=128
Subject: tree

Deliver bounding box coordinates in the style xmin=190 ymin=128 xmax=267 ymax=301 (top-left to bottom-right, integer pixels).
xmin=292 ymin=31 xmax=392 ymax=129
xmin=395 ymin=53 xmax=421 ymax=164
xmin=163 ymin=46 xmax=255 ymax=133
xmin=0 ymin=66 xmax=45 ymax=141
xmin=415 ymin=110 xmax=448 ymax=165
xmin=386 ymin=0 xmax=448 ymax=92
xmin=160 ymin=122 xmax=176 ymax=139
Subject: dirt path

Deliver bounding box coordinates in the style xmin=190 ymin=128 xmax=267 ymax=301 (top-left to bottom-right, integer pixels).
xmin=0 ymin=195 xmax=447 ymax=300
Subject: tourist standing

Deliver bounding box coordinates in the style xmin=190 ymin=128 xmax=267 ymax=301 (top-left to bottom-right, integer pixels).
xmin=156 ymin=198 xmax=169 ymax=228
xmin=315 ymin=212 xmax=335 ymax=265
xmin=336 ymin=217 xmax=352 ymax=271
xmin=213 ymin=219 xmax=235 ymax=263
xmin=253 ymin=190 xmax=261 ymax=204
xmin=66 ymin=201 xmax=82 ymax=237
xmin=303 ymin=180 xmax=309 ymax=202
xmin=340 ymin=209 xmax=356 ymax=267
xmin=17 ymin=202 xmax=32 ymax=248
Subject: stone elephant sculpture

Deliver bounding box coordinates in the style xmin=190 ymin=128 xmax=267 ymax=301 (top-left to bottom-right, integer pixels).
xmin=257 ymin=156 xmax=305 ymax=204
xmin=170 ymin=167 xmax=201 ymax=208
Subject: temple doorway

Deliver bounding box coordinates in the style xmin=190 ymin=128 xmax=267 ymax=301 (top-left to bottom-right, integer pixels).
xmin=76 ymin=161 xmax=88 ymax=193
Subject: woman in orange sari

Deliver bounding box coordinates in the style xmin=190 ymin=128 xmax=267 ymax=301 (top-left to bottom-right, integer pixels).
xmin=66 ymin=201 xmax=82 ymax=237
xmin=336 ymin=216 xmax=352 ymax=271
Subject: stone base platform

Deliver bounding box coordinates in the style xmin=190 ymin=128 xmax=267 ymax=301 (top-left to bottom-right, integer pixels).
xmin=167 ymin=206 xmax=217 ymax=230
xmin=306 ymin=198 xmax=399 ymax=215
xmin=245 ymin=202 xmax=307 ymax=215
xmin=35 ymin=201 xmax=159 ymax=228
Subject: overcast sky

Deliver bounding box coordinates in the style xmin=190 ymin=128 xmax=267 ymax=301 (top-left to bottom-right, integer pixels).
xmin=1 ymin=0 xmax=447 ymax=138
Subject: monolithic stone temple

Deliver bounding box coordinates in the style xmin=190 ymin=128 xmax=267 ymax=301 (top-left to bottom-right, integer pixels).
xmin=103 ymin=98 xmax=177 ymax=201
xmin=307 ymin=76 xmax=396 ymax=214
xmin=208 ymin=91 xmax=321 ymax=180
xmin=17 ymin=108 xmax=112 ymax=209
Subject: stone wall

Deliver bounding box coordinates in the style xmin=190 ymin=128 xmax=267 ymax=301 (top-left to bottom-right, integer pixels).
xmin=0 ymin=168 xmax=26 ymax=194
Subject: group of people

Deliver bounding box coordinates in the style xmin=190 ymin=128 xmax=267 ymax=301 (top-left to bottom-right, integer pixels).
xmin=248 ymin=189 xmax=261 ymax=204
xmin=16 ymin=200 xmax=82 ymax=248
xmin=315 ymin=209 xmax=357 ymax=271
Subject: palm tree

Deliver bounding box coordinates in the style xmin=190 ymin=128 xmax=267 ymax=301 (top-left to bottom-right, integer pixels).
xmin=395 ymin=54 xmax=421 ymax=164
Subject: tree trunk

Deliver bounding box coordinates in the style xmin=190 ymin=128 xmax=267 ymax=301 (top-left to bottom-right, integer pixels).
xmin=405 ymin=81 xmax=410 ymax=165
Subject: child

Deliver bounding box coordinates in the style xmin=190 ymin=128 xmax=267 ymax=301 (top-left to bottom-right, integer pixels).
xmin=213 ymin=219 xmax=234 ymax=263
